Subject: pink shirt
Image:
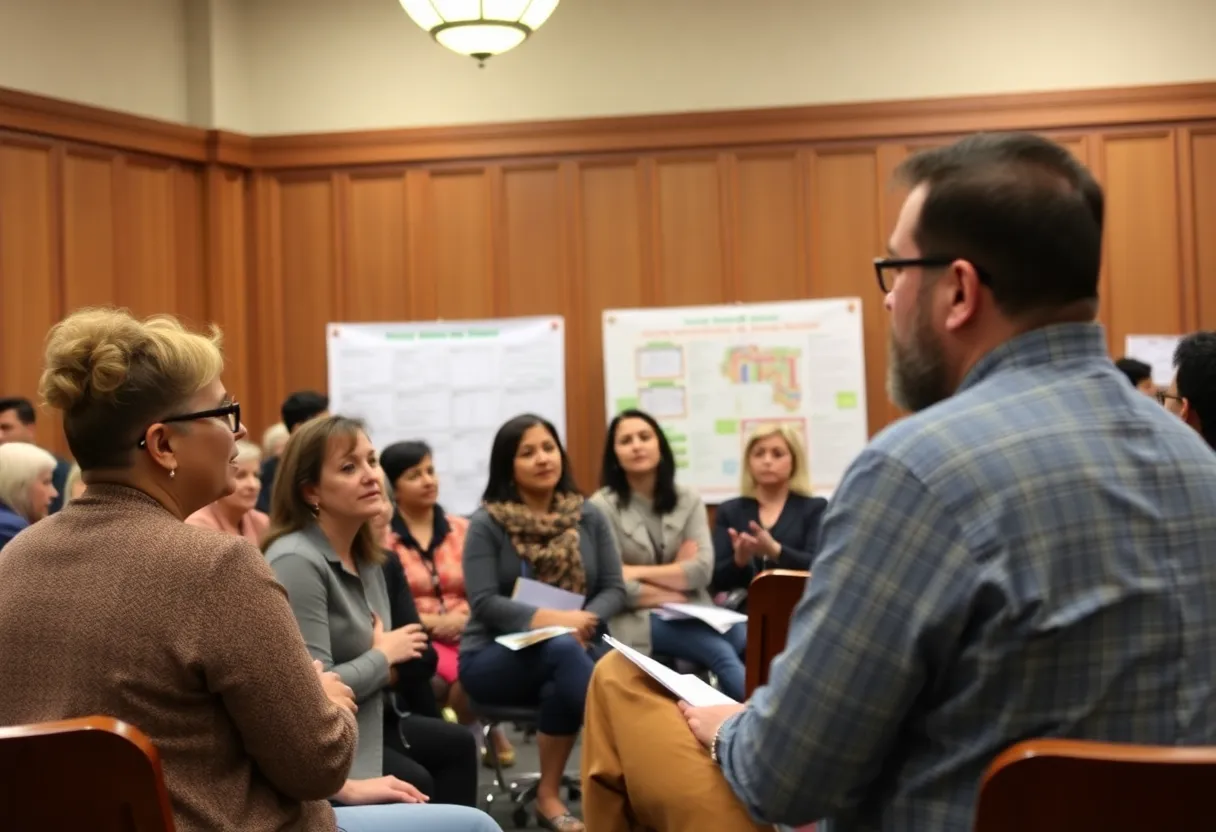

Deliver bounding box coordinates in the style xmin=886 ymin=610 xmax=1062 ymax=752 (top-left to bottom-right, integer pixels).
xmin=185 ymin=504 xmax=270 ymax=546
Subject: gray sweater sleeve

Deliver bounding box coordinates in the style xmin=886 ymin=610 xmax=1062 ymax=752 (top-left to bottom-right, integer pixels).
xmin=583 ymin=503 xmax=628 ymax=621
xmin=463 ymin=511 xmax=537 ymax=635
xmin=268 ymin=550 xmax=390 ymax=702
xmin=678 ymin=493 xmax=715 ymax=591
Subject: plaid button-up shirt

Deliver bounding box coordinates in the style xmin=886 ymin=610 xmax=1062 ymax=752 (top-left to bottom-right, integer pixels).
xmin=719 ymin=323 xmax=1216 ymax=831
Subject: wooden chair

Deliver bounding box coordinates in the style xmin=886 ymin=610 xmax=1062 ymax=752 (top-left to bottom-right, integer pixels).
xmin=975 ymin=738 xmax=1216 ymax=831
xmin=0 ymin=716 xmax=175 ymax=831
xmin=743 ymin=568 xmax=808 ymax=697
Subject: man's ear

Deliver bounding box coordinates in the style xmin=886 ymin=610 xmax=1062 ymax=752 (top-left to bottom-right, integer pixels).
xmin=1182 ymin=399 xmax=1202 ymax=432
xmin=942 ymin=261 xmax=984 ymax=332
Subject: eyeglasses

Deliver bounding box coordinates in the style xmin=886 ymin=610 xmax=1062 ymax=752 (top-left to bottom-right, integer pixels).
xmin=872 ymin=256 xmax=993 ymax=294
xmin=137 ymin=402 xmax=241 ymax=448
xmin=1156 ymin=391 xmax=1183 ymax=407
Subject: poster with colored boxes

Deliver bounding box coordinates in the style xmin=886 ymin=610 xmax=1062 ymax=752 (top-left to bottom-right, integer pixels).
xmin=602 ymin=299 xmax=867 ymax=502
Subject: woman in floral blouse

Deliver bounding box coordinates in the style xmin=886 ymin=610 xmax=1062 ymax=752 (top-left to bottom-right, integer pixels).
xmin=380 ymin=441 xmax=515 ymax=766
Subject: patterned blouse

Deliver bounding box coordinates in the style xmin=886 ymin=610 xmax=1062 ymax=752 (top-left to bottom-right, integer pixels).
xmin=388 ymin=505 xmax=470 ymax=619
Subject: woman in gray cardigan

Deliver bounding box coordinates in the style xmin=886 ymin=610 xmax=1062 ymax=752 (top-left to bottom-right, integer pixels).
xmin=264 ymin=416 xmax=498 ymax=832
xmin=590 ymin=409 xmax=747 ymax=700
xmin=459 ymin=414 xmax=626 ymax=832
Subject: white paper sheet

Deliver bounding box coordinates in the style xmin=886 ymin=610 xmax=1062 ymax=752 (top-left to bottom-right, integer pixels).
xmin=603 ymin=635 xmax=738 ymax=706
xmin=653 ymin=602 xmax=748 ymax=634
xmin=495 ymin=626 xmax=576 ymax=651
xmin=1124 ymin=334 xmax=1182 ymax=388
xmin=511 ymin=577 xmax=586 ymax=611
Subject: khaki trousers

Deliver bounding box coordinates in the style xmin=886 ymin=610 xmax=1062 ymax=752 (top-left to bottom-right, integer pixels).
xmin=579 ymin=651 xmax=774 ymax=832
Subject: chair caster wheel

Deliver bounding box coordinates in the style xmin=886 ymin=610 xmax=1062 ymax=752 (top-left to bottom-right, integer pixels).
xmin=568 ymin=786 xmax=581 ymax=802
xmin=512 ymin=807 xmax=530 ymax=828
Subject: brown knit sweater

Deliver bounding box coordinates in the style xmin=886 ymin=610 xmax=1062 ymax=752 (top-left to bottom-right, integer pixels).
xmin=0 ymin=484 xmax=357 ymax=831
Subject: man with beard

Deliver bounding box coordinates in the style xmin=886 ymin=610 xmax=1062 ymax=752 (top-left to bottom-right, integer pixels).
xmin=577 ymin=132 xmax=1216 ymax=832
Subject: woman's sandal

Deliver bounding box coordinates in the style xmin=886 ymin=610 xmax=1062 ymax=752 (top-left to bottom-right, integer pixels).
xmin=481 ymin=745 xmax=517 ymax=768
xmin=536 ymin=813 xmax=584 ymax=831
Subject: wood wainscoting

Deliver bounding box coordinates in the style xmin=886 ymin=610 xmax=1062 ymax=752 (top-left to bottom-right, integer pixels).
xmin=1 ymin=84 xmax=1215 ymax=490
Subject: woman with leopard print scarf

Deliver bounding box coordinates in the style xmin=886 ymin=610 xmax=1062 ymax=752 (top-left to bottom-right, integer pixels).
xmin=459 ymin=415 xmax=627 ymax=832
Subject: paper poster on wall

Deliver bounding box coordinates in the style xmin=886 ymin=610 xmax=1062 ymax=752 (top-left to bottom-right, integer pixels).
xmin=327 ymin=316 xmax=566 ymax=515
xmin=1124 ymin=335 xmax=1181 ymax=388
xmin=602 ymin=299 xmax=868 ymax=502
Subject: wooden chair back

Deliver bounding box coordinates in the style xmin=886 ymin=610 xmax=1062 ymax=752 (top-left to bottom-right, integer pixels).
xmin=975 ymin=738 xmax=1216 ymax=831
xmin=744 ymin=568 xmax=809 ymax=697
xmin=0 ymin=716 xmax=176 ymax=831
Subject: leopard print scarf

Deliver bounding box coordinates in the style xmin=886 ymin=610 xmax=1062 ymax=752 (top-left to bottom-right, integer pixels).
xmin=484 ymin=492 xmax=586 ymax=596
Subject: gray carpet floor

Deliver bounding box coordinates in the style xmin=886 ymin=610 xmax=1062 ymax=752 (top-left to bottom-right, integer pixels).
xmin=476 ymin=726 xmax=583 ymax=831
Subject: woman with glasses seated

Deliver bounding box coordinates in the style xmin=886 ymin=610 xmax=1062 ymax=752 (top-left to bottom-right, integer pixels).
xmin=0 ymin=308 xmax=357 ymax=831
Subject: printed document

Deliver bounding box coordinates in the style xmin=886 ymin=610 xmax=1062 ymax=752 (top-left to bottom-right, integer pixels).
xmin=512 ymin=577 xmax=585 ymax=611
xmin=652 ymin=602 xmax=747 ymax=634
xmin=495 ymin=626 xmax=577 ymax=651
xmin=603 ymin=635 xmax=738 ymax=707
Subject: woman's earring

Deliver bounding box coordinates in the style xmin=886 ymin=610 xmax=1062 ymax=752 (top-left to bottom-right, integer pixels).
xmin=168 ymin=469 xmax=176 ymax=480
xmin=310 ymin=502 xmax=320 ymax=517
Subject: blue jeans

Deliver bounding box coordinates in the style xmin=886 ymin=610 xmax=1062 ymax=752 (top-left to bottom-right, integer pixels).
xmin=459 ymin=634 xmax=598 ymax=736
xmin=650 ymin=618 xmax=747 ymax=701
xmin=334 ymin=803 xmax=499 ymax=831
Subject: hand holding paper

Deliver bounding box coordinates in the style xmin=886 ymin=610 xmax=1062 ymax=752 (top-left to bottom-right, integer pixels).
xmin=603 ymin=635 xmax=738 ymax=707
xmin=679 ymin=700 xmax=746 ymax=750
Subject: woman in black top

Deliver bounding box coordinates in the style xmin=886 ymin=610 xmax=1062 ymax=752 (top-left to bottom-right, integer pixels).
xmin=372 ymin=492 xmax=480 ymax=808
xmin=711 ymin=424 xmax=827 ymax=608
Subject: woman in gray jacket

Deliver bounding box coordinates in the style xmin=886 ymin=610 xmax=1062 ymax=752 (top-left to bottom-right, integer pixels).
xmin=264 ymin=415 xmax=497 ymax=832
xmin=589 ymin=409 xmax=747 ymax=700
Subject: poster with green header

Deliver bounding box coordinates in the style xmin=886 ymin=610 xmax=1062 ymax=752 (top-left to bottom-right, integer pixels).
xmin=602 ymin=299 xmax=867 ymax=502
xmin=327 ymin=316 xmax=566 ymax=514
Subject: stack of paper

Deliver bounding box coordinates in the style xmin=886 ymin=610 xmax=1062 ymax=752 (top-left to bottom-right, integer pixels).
xmin=495 ymin=626 xmax=576 ymax=651
xmin=603 ymin=635 xmax=738 ymax=707
xmin=653 ymin=602 xmax=747 ymax=634
xmin=512 ymin=577 xmax=585 ymax=611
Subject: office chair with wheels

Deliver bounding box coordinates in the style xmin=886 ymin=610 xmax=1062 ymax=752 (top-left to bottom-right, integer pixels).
xmin=469 ymin=700 xmax=581 ymax=829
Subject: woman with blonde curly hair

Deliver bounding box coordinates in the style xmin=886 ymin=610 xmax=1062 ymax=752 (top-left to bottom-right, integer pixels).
xmin=0 ymin=308 xmax=498 ymax=832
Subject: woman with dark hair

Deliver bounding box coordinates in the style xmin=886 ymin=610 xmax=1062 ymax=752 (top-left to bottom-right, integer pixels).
xmin=590 ymin=409 xmax=747 ymax=701
xmin=379 ymin=439 xmax=515 ymax=766
xmin=459 ymin=414 xmax=626 ymax=832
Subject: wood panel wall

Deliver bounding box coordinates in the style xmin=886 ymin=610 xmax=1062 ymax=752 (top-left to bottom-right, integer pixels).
xmin=2 ymin=85 xmax=1215 ymax=493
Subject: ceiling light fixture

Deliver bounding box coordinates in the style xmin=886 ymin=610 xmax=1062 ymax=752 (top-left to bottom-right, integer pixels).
xmin=399 ymin=1 xmax=560 ymax=67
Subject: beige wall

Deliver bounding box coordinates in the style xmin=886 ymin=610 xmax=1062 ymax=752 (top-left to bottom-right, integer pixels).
xmin=1 ymin=0 xmax=1214 ymax=134
xmin=0 ymin=0 xmax=190 ymax=123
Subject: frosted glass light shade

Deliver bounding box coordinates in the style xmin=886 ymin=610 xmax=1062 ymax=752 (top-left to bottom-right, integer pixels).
xmin=399 ymin=0 xmax=560 ymax=64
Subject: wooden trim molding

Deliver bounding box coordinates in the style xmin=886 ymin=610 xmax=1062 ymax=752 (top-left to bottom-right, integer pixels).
xmin=0 ymin=88 xmax=207 ymax=162
xmin=250 ymin=81 xmax=1216 ymax=169
xmin=1 ymin=81 xmax=1215 ymax=170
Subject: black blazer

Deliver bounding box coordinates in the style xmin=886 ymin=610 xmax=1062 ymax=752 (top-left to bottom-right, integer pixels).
xmin=382 ymin=552 xmax=441 ymax=718
xmin=255 ymin=456 xmax=280 ymax=514
xmin=711 ymin=493 xmax=827 ymax=593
